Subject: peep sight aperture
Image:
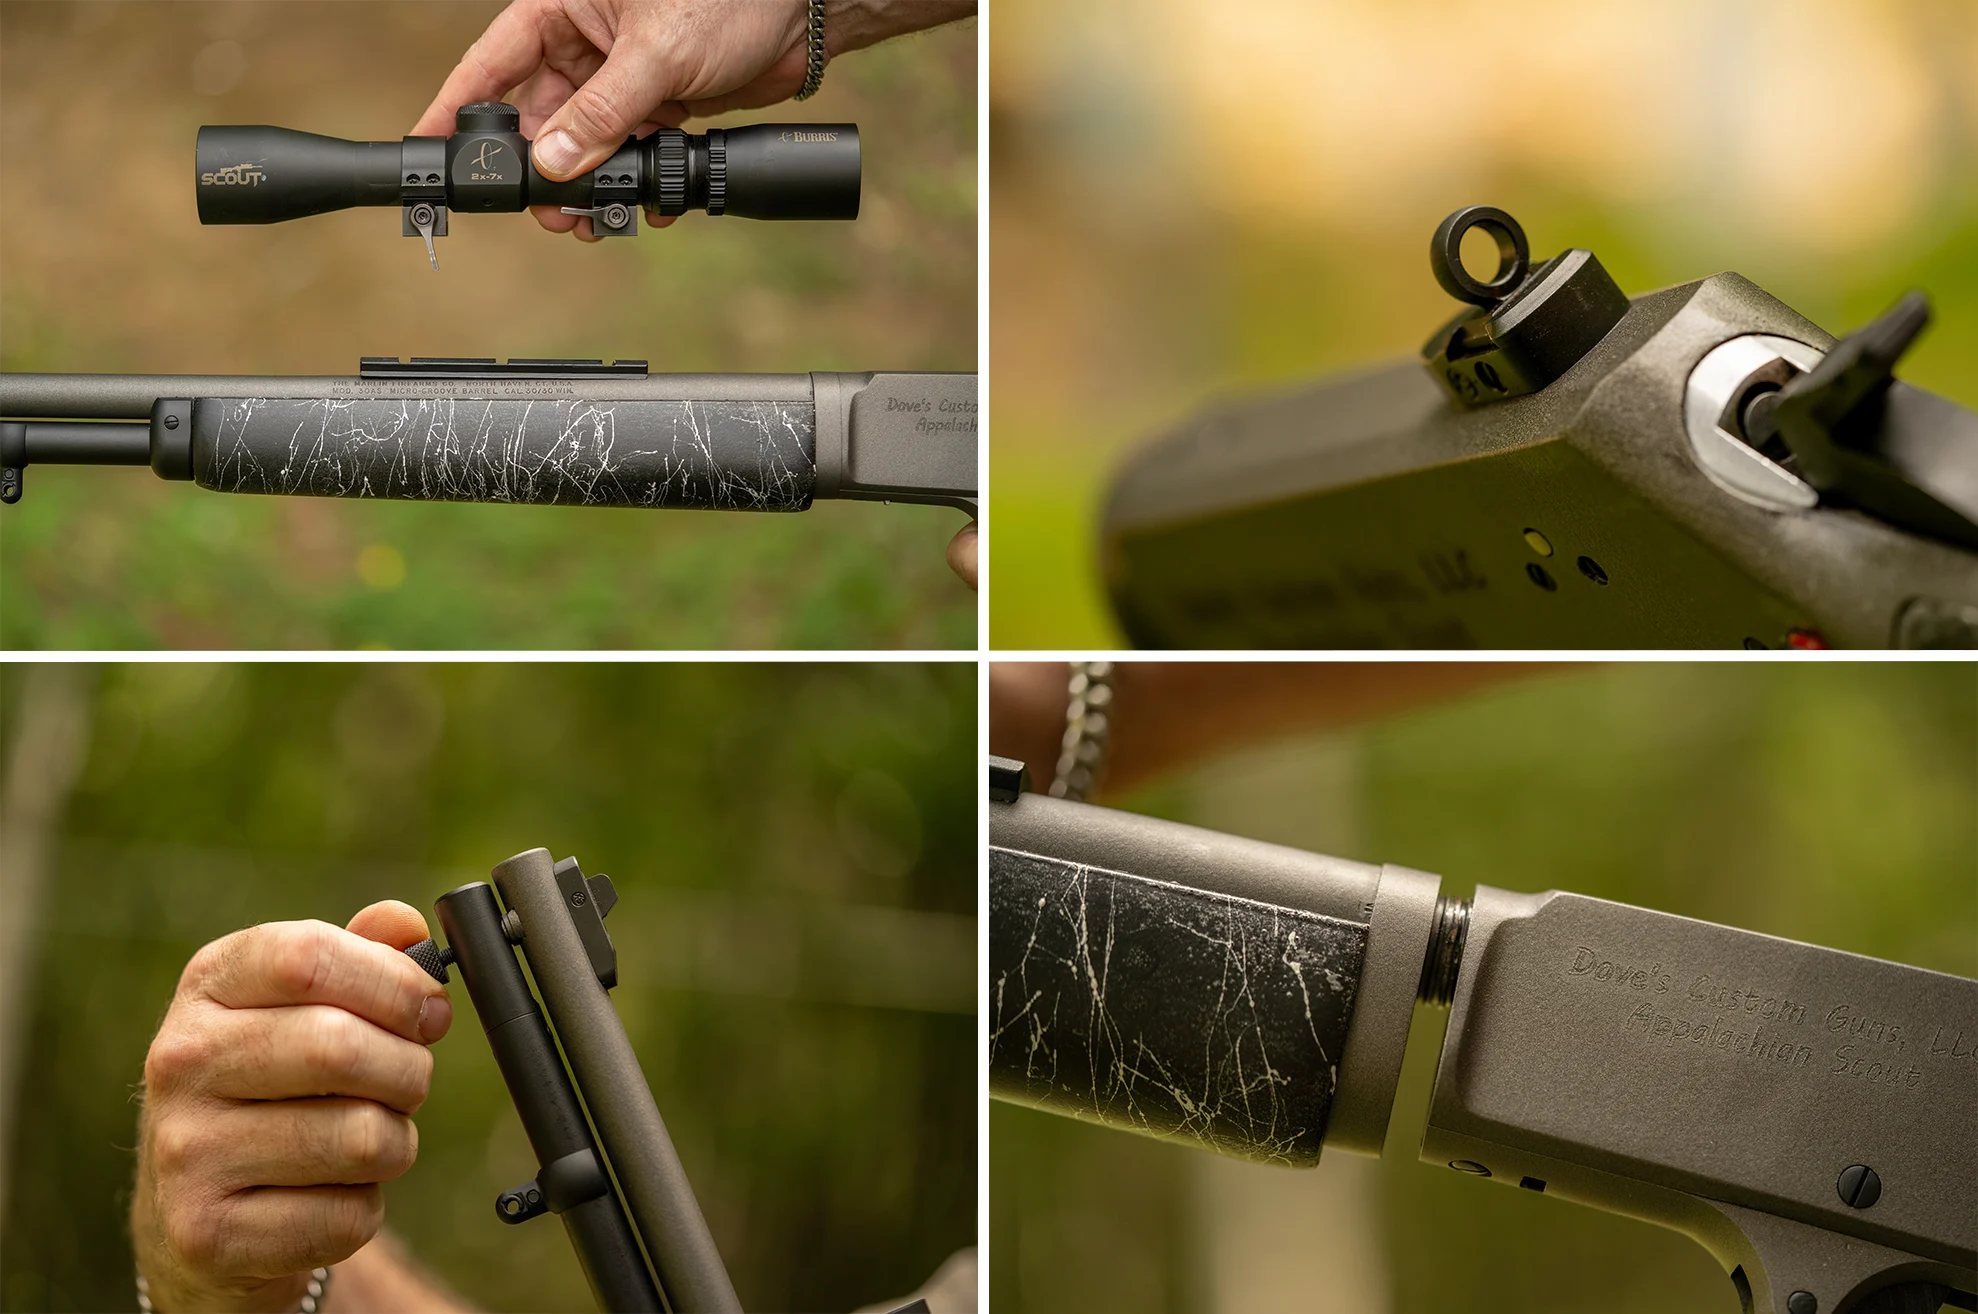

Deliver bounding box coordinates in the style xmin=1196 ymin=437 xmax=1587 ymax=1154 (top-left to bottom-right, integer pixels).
xmin=195 ymin=102 xmax=860 ymax=264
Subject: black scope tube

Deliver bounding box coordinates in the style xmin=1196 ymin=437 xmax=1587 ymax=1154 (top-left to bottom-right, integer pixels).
xmin=197 ymin=114 xmax=858 ymax=225
xmin=435 ymin=883 xmax=663 ymax=1314
xmin=492 ymin=850 xmax=743 ymax=1314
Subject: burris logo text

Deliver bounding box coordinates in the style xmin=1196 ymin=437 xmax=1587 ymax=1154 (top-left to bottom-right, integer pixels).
xmin=201 ymin=162 xmax=266 ymax=187
xmin=781 ymin=130 xmax=838 ymax=143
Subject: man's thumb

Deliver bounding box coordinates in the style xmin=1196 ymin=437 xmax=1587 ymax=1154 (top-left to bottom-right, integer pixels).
xmin=532 ymin=36 xmax=666 ymax=180
xmin=346 ymin=899 xmax=433 ymax=950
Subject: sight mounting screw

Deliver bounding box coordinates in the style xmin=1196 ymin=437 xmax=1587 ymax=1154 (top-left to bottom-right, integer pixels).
xmin=1836 ymin=1164 xmax=1881 ymax=1208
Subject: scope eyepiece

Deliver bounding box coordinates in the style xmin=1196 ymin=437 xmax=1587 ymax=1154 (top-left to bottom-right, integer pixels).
xmin=196 ymin=105 xmax=859 ymax=264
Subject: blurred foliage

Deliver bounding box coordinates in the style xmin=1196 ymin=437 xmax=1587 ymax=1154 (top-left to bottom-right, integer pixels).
xmin=0 ymin=661 xmax=975 ymax=1313
xmin=987 ymin=0 xmax=1978 ymax=646
xmin=992 ymin=661 xmax=1978 ymax=1313
xmin=0 ymin=1 xmax=976 ymax=649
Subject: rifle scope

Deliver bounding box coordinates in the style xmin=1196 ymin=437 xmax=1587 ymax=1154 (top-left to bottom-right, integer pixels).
xmin=197 ymin=102 xmax=858 ymax=259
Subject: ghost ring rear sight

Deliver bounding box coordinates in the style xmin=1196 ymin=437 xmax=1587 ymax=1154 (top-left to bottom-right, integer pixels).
xmin=196 ymin=102 xmax=860 ymax=267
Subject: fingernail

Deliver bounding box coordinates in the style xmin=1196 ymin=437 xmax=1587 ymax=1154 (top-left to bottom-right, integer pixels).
xmin=534 ymin=129 xmax=582 ymax=178
xmin=418 ymin=994 xmax=452 ymax=1042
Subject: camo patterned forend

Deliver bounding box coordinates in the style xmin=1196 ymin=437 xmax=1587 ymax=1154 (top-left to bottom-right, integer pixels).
xmin=988 ymin=846 xmax=1367 ymax=1166
xmin=193 ymin=397 xmax=816 ymax=510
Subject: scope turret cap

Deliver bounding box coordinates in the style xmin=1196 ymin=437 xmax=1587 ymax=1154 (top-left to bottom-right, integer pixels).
xmin=455 ymin=102 xmax=521 ymax=133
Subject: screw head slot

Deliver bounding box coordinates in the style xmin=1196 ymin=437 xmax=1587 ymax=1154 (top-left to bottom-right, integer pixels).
xmin=1836 ymin=1163 xmax=1881 ymax=1209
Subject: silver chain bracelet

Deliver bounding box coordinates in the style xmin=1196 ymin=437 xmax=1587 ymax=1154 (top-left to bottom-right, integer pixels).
xmin=793 ymin=0 xmax=827 ymax=100
xmin=138 ymin=1266 xmax=331 ymax=1314
xmin=1049 ymin=662 xmax=1115 ymax=802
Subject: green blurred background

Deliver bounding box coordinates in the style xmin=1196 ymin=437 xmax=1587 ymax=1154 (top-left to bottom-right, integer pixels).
xmin=0 ymin=2 xmax=976 ymax=650
xmin=0 ymin=661 xmax=975 ymax=1313
xmin=991 ymin=661 xmax=1977 ymax=1313
xmin=988 ymin=0 xmax=1978 ymax=646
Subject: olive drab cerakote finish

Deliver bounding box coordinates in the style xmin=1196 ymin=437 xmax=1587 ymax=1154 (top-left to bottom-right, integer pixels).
xmin=986 ymin=758 xmax=1978 ymax=1314
xmin=405 ymin=851 xmax=934 ymax=1314
xmin=1102 ymin=207 xmax=1978 ymax=650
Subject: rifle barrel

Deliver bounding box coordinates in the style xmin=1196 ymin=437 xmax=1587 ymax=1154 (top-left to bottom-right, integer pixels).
xmin=1 ymin=373 xmax=814 ymax=419
xmin=435 ymin=881 xmax=664 ymax=1314
xmin=493 ymin=850 xmax=743 ymax=1314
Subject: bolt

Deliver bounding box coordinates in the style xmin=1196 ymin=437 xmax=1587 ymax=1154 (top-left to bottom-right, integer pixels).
xmin=163 ymin=413 xmax=179 ymax=430
xmin=410 ymin=202 xmax=436 ymax=227
xmin=603 ymin=203 xmax=630 ymax=228
xmin=1836 ymin=1164 xmax=1881 ymax=1209
xmin=571 ymin=888 xmax=588 ymax=907
xmin=1448 ymin=1160 xmax=1491 ymax=1176
xmin=1787 ymin=1293 xmax=1817 ymax=1314
xmin=501 ymin=909 xmax=523 ymax=943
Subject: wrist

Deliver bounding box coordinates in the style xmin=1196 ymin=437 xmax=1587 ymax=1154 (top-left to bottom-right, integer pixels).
xmin=131 ymin=1162 xmax=312 ymax=1314
xmin=823 ymin=0 xmax=975 ymax=58
xmin=138 ymin=1271 xmax=312 ymax=1314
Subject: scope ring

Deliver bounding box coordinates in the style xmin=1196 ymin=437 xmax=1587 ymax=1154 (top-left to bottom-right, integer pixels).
xmin=1431 ymin=205 xmax=1530 ymax=307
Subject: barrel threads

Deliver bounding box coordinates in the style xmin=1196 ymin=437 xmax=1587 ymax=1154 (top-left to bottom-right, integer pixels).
xmin=1418 ymin=896 xmax=1470 ymax=1005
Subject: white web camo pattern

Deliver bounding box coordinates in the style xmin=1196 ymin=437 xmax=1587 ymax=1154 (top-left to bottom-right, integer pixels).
xmin=988 ymin=849 xmax=1364 ymax=1166
xmin=200 ymin=398 xmax=814 ymax=509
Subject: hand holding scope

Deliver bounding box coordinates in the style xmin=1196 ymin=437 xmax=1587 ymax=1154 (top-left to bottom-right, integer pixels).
xmin=196 ymin=102 xmax=860 ymax=268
